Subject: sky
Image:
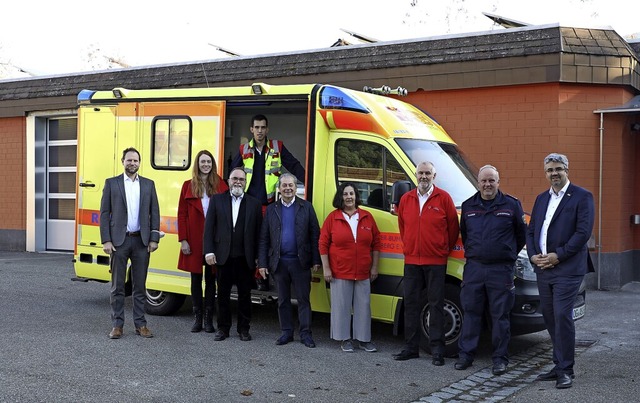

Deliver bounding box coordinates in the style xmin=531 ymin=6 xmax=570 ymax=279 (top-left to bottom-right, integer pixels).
xmin=0 ymin=0 xmax=638 ymax=77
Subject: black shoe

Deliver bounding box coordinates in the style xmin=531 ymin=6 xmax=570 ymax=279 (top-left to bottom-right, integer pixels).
xmin=536 ymin=370 xmax=557 ymax=381
xmin=492 ymin=362 xmax=507 ymax=375
xmin=276 ymin=334 xmax=294 ymax=345
xmin=203 ymin=308 xmax=215 ymax=333
xmin=432 ymin=354 xmax=445 ymax=366
xmin=393 ymin=350 xmax=419 ymax=361
xmin=191 ymin=310 xmax=203 ymax=333
xmin=536 ymin=370 xmax=575 ymax=381
xmin=301 ymin=335 xmax=316 ymax=348
xmin=556 ymin=373 xmax=573 ymax=389
xmin=454 ymin=358 xmax=473 ymax=370
xmin=213 ymin=329 xmax=229 ymax=341
xmin=239 ymin=331 xmax=252 ymax=341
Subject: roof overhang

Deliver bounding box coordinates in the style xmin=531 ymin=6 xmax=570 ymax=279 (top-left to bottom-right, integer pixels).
xmin=594 ymin=95 xmax=640 ymax=113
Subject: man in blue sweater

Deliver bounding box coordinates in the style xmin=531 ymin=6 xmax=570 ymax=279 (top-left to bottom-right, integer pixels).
xmin=258 ymin=173 xmax=321 ymax=348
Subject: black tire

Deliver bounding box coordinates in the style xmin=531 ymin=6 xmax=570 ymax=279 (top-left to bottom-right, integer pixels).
xmin=145 ymin=290 xmax=186 ymax=316
xmin=419 ymin=283 xmax=463 ymax=357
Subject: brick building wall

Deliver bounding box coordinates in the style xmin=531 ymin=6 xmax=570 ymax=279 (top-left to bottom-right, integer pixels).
xmin=405 ymin=83 xmax=639 ymax=258
xmin=0 ymin=117 xmax=26 ymax=249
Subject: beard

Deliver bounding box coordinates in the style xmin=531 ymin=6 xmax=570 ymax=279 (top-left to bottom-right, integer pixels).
xmin=230 ymin=186 xmax=244 ymax=197
xmin=418 ymin=181 xmax=431 ymax=192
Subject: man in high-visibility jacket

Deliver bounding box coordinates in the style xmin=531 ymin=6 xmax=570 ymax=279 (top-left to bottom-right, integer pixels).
xmin=230 ymin=114 xmax=305 ymax=291
xmin=230 ymin=114 xmax=305 ymax=207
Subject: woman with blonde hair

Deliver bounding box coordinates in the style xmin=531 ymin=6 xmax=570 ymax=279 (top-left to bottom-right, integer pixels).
xmin=178 ymin=150 xmax=228 ymax=332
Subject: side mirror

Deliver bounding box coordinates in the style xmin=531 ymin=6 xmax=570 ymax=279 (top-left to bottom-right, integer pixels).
xmin=390 ymin=180 xmax=414 ymax=215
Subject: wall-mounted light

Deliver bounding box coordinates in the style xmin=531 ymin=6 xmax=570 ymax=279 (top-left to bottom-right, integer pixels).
xmin=631 ymin=123 xmax=640 ymax=132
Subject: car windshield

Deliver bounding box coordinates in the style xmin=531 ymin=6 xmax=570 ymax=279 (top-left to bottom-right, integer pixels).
xmin=396 ymin=139 xmax=478 ymax=207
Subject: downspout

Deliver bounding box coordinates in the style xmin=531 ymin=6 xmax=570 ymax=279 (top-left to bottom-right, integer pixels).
xmin=597 ymin=112 xmax=604 ymax=290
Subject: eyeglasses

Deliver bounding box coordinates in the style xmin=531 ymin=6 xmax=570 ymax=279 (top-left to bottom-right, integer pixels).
xmin=229 ymin=177 xmax=246 ymax=182
xmin=545 ymin=167 xmax=566 ymax=174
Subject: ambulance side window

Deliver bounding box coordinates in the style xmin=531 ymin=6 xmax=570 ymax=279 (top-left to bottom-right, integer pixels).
xmin=335 ymin=139 xmax=410 ymax=210
xmin=152 ymin=117 xmax=192 ymax=169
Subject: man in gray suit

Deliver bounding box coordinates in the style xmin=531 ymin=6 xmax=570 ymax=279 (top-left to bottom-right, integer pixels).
xmin=100 ymin=147 xmax=161 ymax=339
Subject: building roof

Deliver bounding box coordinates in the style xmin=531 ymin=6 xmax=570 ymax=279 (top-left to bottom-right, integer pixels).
xmin=0 ymin=24 xmax=638 ymax=116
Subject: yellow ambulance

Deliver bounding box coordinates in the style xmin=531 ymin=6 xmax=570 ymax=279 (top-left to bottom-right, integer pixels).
xmin=74 ymin=83 xmax=572 ymax=356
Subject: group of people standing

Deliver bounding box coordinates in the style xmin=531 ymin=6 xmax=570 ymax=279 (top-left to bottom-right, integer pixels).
xmin=99 ymin=117 xmax=593 ymax=389
xmin=177 ymin=114 xmax=381 ymax=350
xmin=394 ymin=154 xmax=593 ymax=392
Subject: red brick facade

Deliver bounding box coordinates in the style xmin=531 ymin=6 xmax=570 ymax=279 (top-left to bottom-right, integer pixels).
xmin=405 ymin=83 xmax=640 ymax=254
xmin=0 ymin=117 xmax=25 ymax=230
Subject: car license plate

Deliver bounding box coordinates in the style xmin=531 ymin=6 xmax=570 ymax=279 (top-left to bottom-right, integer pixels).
xmin=572 ymin=304 xmax=585 ymax=320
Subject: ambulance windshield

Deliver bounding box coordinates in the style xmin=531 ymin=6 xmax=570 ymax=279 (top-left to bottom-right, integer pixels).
xmin=395 ymin=139 xmax=478 ymax=207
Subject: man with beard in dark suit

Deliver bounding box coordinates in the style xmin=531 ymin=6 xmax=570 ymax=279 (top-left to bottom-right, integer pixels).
xmin=204 ymin=167 xmax=262 ymax=342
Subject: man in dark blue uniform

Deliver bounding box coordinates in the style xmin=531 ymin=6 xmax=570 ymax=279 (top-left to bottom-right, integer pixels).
xmin=454 ymin=165 xmax=526 ymax=375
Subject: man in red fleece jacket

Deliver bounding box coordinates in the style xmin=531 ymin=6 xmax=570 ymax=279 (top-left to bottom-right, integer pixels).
xmin=393 ymin=161 xmax=460 ymax=366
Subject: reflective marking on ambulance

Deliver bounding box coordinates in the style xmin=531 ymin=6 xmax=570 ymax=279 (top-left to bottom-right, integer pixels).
xmin=148 ymin=268 xmax=191 ymax=278
xmin=77 ymin=209 xmax=178 ymax=235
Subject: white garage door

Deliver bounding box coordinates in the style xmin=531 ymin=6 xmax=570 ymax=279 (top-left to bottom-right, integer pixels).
xmin=46 ymin=118 xmax=77 ymax=251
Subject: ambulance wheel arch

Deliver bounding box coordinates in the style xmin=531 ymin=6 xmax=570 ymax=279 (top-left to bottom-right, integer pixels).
xmin=419 ymin=282 xmax=463 ymax=357
xmin=145 ymin=290 xmax=186 ymax=316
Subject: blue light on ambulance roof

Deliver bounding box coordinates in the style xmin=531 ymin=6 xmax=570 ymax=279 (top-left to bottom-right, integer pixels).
xmin=319 ymin=86 xmax=370 ymax=113
xmin=77 ymin=89 xmax=96 ymax=102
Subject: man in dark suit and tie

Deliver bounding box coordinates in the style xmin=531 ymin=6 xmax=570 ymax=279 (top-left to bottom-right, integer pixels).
xmin=526 ymin=153 xmax=594 ymax=389
xmin=100 ymin=147 xmax=161 ymax=340
xmin=204 ymin=167 xmax=262 ymax=342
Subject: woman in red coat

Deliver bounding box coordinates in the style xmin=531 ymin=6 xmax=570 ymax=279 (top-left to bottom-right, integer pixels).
xmin=178 ymin=150 xmax=228 ymax=333
xmin=319 ymin=182 xmax=381 ymax=353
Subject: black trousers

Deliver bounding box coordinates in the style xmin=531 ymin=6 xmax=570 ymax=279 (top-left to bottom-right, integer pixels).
xmin=217 ymin=256 xmax=253 ymax=333
xmin=190 ymin=264 xmax=216 ymax=311
xmin=273 ymin=258 xmax=312 ymax=337
xmin=403 ymin=264 xmax=446 ymax=355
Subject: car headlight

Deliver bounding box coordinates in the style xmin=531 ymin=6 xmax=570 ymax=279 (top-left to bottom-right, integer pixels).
xmin=515 ymin=248 xmax=537 ymax=281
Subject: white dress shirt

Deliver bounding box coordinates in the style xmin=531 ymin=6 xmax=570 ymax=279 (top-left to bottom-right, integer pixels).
xmin=231 ymin=194 xmax=243 ymax=228
xmin=418 ymin=185 xmax=434 ymax=213
xmin=539 ymin=181 xmax=570 ymax=254
xmin=124 ymin=174 xmax=140 ymax=232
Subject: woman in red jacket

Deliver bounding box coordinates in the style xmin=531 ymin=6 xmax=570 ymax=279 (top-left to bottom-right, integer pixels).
xmin=319 ymin=182 xmax=381 ymax=353
xmin=178 ymin=150 xmax=228 ymax=333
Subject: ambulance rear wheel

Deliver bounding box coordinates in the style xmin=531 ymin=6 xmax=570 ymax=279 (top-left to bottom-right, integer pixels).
xmin=419 ymin=283 xmax=463 ymax=357
xmin=145 ymin=290 xmax=186 ymax=316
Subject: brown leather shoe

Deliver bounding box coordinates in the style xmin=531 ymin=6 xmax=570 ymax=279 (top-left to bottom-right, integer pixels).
xmin=109 ymin=327 xmax=123 ymax=339
xmin=135 ymin=326 xmax=153 ymax=338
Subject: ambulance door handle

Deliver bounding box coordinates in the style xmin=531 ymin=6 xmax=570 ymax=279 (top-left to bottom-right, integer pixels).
xmin=79 ymin=182 xmax=96 ymax=188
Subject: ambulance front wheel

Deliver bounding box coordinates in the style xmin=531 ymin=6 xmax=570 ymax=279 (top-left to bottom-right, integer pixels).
xmin=145 ymin=290 xmax=186 ymax=316
xmin=419 ymin=283 xmax=463 ymax=357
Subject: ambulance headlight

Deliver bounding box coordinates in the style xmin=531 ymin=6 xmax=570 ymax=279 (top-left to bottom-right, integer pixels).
xmin=515 ymin=249 xmax=537 ymax=281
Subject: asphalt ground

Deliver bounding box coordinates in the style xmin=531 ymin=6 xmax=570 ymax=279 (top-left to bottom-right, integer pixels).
xmin=0 ymin=251 xmax=638 ymax=403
